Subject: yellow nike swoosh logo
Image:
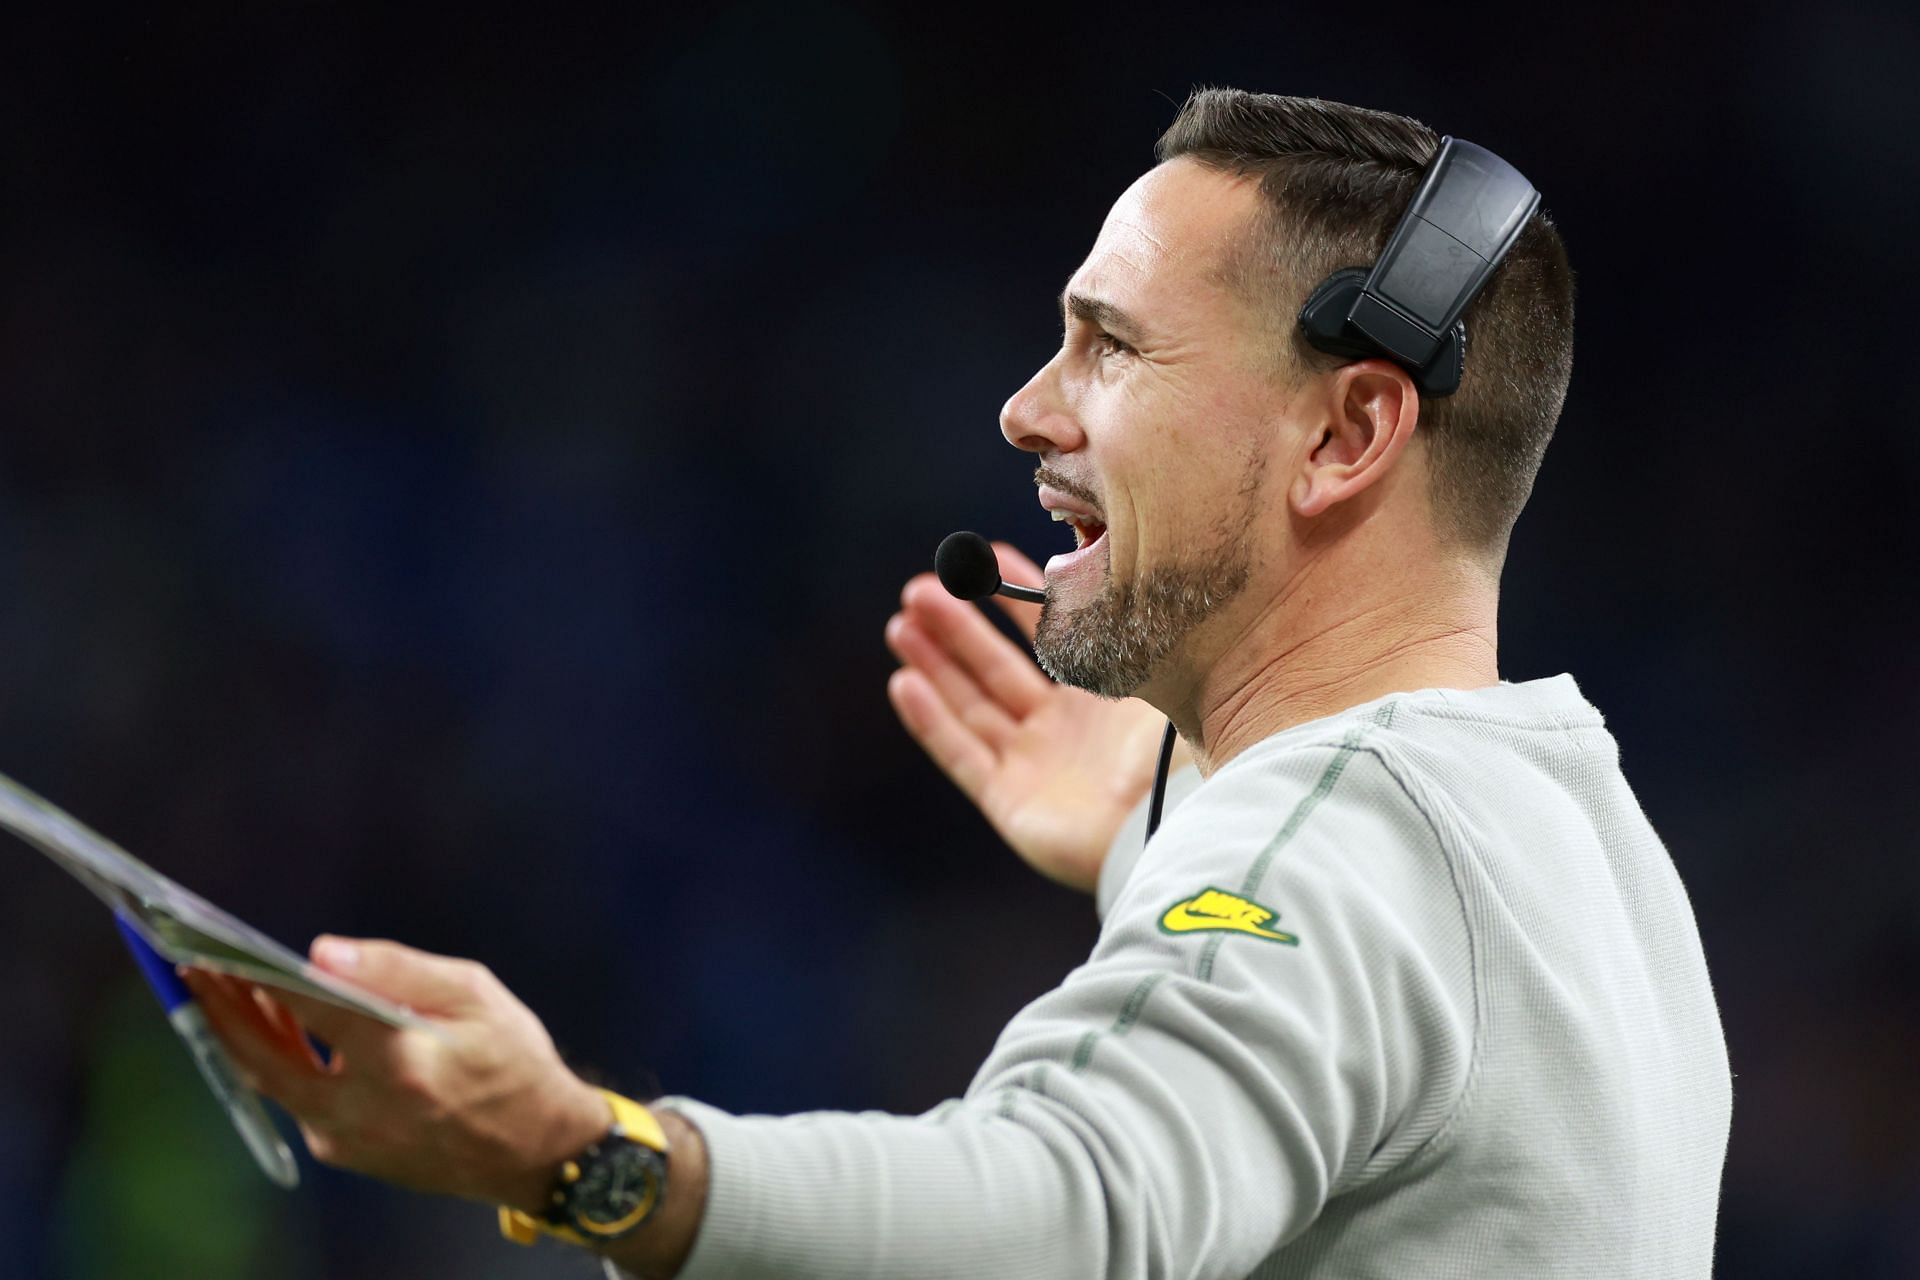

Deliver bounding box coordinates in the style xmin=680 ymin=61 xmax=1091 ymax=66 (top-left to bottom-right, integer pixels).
xmin=1159 ymin=887 xmax=1298 ymax=944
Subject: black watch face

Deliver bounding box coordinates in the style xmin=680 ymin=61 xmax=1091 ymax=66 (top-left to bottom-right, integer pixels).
xmin=570 ymin=1140 xmax=667 ymax=1240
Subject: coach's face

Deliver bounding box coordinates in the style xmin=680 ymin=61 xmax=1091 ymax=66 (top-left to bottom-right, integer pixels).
xmin=1001 ymin=158 xmax=1295 ymax=699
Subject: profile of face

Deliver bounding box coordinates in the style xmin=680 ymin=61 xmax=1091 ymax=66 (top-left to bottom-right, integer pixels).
xmin=1000 ymin=158 xmax=1294 ymax=699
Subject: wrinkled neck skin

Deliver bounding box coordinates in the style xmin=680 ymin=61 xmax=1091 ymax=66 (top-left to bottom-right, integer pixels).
xmin=1143 ymin=501 xmax=1502 ymax=779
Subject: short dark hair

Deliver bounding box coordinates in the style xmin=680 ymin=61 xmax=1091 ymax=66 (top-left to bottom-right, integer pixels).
xmin=1156 ymin=88 xmax=1576 ymax=553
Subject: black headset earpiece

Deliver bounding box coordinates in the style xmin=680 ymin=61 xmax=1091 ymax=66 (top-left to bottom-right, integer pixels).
xmin=1297 ymin=136 xmax=1540 ymax=398
xmin=1299 ymin=267 xmax=1466 ymax=396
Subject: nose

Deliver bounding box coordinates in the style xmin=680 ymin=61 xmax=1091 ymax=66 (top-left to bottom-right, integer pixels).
xmin=1000 ymin=353 xmax=1085 ymax=455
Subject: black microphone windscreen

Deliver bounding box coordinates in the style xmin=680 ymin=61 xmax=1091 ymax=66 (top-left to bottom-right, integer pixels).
xmin=935 ymin=531 xmax=1002 ymax=601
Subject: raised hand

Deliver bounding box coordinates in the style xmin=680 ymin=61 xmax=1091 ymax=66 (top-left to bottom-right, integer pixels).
xmin=885 ymin=541 xmax=1184 ymax=893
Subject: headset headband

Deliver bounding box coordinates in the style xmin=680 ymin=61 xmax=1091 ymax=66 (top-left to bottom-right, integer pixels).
xmin=1297 ymin=136 xmax=1540 ymax=397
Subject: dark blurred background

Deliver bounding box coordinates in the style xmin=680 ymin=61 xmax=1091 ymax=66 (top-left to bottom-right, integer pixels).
xmin=0 ymin=2 xmax=1913 ymax=1276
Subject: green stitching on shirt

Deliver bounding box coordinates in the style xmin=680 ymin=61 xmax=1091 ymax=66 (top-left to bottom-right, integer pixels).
xmin=1068 ymin=700 xmax=1401 ymax=1079
xmin=1238 ymin=732 xmax=1362 ymax=895
xmin=1070 ymin=1030 xmax=1100 ymax=1071
xmin=1112 ymin=970 xmax=1168 ymax=1034
xmin=1069 ymin=971 xmax=1170 ymax=1072
xmin=1196 ymin=710 xmax=1393 ymax=982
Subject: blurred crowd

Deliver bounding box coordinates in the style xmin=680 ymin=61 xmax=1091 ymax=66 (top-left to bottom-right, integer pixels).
xmin=0 ymin=3 xmax=1915 ymax=1275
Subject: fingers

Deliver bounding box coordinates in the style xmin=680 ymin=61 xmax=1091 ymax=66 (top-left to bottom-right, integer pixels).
xmin=184 ymin=969 xmax=331 ymax=1111
xmin=885 ymin=608 xmax=1020 ymax=750
xmin=271 ymin=985 xmax=400 ymax=1058
xmin=896 ymin=575 xmax=1052 ymax=719
xmin=886 ymin=667 xmax=996 ymax=802
xmin=309 ymin=937 xmax=494 ymax=1018
xmin=988 ymin=542 xmax=1045 ymax=642
xmin=252 ymin=981 xmax=330 ymax=1068
xmin=187 ymin=970 xmax=319 ymax=1064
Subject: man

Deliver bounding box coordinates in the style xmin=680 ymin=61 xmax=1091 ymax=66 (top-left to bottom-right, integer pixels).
xmin=189 ymin=89 xmax=1733 ymax=1277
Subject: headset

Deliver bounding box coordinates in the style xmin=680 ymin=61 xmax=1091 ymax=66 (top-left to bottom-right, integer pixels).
xmin=1296 ymin=136 xmax=1540 ymax=398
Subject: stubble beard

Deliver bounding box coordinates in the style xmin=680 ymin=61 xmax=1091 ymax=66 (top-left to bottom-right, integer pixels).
xmin=1033 ymin=525 xmax=1254 ymax=700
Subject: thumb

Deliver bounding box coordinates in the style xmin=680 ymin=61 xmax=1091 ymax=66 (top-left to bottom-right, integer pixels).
xmin=311 ymin=936 xmax=492 ymax=1017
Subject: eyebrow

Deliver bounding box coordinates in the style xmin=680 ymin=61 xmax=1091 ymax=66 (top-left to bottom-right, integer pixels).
xmin=1058 ymin=290 xmax=1146 ymax=343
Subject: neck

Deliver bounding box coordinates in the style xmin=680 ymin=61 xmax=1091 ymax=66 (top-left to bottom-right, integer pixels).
xmin=1152 ymin=550 xmax=1501 ymax=776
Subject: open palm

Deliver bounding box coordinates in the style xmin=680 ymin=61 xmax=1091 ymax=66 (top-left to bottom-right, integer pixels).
xmin=886 ymin=542 xmax=1184 ymax=892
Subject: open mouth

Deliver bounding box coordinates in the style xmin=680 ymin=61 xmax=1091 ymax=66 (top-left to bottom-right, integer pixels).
xmin=1052 ymin=509 xmax=1108 ymax=551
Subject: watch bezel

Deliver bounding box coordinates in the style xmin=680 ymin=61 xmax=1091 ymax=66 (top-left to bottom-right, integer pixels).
xmin=552 ymin=1131 xmax=670 ymax=1242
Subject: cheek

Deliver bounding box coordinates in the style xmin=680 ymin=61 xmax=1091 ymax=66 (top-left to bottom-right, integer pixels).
xmin=1104 ymin=425 xmax=1183 ymax=562
xmin=1126 ymin=387 xmax=1244 ymax=517
xmin=1090 ymin=371 xmax=1264 ymax=565
xmin=1192 ymin=382 xmax=1283 ymax=488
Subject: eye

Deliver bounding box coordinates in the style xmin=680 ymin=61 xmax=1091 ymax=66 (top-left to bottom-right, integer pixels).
xmin=1094 ymin=329 xmax=1132 ymax=358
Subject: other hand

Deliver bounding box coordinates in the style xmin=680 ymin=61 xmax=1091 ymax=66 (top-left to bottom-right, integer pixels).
xmin=885 ymin=541 xmax=1187 ymax=893
xmin=182 ymin=937 xmax=610 ymax=1214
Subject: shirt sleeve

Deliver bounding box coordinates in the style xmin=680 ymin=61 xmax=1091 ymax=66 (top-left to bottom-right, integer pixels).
xmin=1096 ymin=762 xmax=1203 ymax=922
xmin=661 ymin=735 xmax=1476 ymax=1280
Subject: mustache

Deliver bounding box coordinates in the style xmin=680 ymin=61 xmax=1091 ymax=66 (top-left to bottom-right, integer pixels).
xmin=1032 ymin=465 xmax=1103 ymax=512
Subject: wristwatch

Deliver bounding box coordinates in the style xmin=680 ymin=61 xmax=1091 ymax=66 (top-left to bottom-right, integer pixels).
xmin=499 ymin=1089 xmax=670 ymax=1249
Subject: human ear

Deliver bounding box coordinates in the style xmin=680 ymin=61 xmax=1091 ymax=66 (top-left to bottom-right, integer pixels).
xmin=1289 ymin=359 xmax=1420 ymax=519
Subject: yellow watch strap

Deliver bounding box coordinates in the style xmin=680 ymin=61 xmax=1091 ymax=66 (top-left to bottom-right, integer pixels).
xmin=500 ymin=1205 xmax=583 ymax=1246
xmin=601 ymin=1088 xmax=669 ymax=1152
xmin=498 ymin=1089 xmax=669 ymax=1248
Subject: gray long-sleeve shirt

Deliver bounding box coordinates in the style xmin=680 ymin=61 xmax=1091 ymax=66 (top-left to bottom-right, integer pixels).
xmin=663 ymin=676 xmax=1732 ymax=1277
